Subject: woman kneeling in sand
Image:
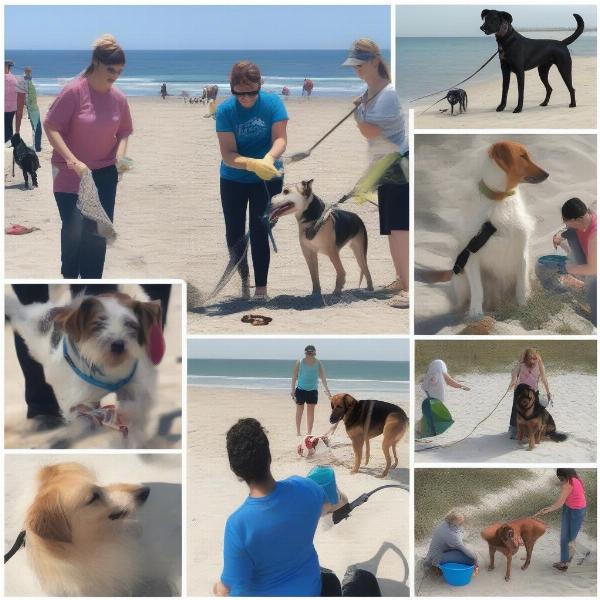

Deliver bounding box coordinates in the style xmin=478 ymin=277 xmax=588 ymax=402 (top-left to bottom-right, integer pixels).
xmin=215 ymin=61 xmax=288 ymax=300
xmin=44 ymin=34 xmax=132 ymax=279
xmin=424 ymin=511 xmax=479 ymax=573
xmin=553 ymin=198 xmax=597 ymax=326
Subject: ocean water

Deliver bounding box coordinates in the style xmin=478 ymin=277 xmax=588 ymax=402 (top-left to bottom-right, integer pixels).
xmin=396 ymin=33 xmax=596 ymax=102
xmin=188 ymin=359 xmax=409 ymax=396
xmin=5 ymin=49 xmax=389 ymax=98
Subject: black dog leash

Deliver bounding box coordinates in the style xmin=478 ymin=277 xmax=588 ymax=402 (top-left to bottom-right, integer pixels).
xmin=4 ymin=530 xmax=26 ymax=563
xmin=332 ymin=484 xmax=409 ymax=524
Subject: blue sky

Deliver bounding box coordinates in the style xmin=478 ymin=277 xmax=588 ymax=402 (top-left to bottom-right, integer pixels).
xmin=188 ymin=339 xmax=409 ymax=362
xmin=397 ymin=4 xmax=597 ymax=37
xmin=5 ymin=5 xmax=390 ymax=50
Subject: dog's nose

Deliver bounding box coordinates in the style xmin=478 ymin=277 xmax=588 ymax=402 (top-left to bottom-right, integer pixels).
xmin=110 ymin=340 xmax=126 ymax=354
xmin=136 ymin=486 xmax=151 ymax=504
xmin=109 ymin=509 xmax=128 ymax=520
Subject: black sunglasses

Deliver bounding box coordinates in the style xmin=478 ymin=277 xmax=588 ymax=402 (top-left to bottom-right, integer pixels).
xmin=231 ymin=86 xmax=260 ymax=97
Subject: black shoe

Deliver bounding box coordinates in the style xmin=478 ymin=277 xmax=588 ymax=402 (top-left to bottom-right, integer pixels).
xmin=30 ymin=414 xmax=65 ymax=432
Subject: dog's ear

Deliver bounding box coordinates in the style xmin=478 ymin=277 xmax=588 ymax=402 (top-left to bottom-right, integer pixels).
xmin=489 ymin=142 xmax=513 ymax=172
xmin=52 ymin=297 xmax=101 ymax=342
xmin=481 ymin=9 xmax=489 ymax=19
xmin=133 ymin=300 xmax=162 ymax=346
xmin=27 ymin=489 xmax=72 ymax=544
xmin=302 ymin=179 xmax=314 ymax=196
xmin=500 ymin=11 xmax=513 ymax=24
xmin=343 ymin=394 xmax=356 ymax=410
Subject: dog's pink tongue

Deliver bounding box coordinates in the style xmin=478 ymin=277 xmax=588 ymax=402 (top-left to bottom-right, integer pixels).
xmin=148 ymin=323 xmax=166 ymax=365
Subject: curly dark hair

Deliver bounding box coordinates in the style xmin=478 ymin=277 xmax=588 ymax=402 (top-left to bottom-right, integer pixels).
xmin=226 ymin=418 xmax=271 ymax=484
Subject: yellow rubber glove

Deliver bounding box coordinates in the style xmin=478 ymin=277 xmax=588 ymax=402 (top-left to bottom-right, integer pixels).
xmin=234 ymin=153 xmax=280 ymax=181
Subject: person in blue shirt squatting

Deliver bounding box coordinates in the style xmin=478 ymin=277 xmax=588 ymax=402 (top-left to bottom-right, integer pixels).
xmin=213 ymin=418 xmax=348 ymax=597
xmin=216 ymin=61 xmax=288 ymax=301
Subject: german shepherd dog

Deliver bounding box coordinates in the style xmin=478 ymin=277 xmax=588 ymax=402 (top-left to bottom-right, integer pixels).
xmin=329 ymin=393 xmax=408 ymax=478
xmin=11 ymin=133 xmax=40 ymax=189
xmin=269 ymin=180 xmax=373 ymax=294
xmin=481 ymin=518 xmax=547 ymax=581
xmin=514 ymin=383 xmax=567 ymax=450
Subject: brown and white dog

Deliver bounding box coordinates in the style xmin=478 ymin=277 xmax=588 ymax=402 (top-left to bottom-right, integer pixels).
xmin=329 ymin=393 xmax=408 ymax=477
xmin=21 ymin=463 xmax=150 ymax=596
xmin=5 ymin=291 xmax=163 ymax=447
xmin=481 ymin=518 xmax=547 ymax=581
xmin=270 ymin=180 xmax=373 ymax=295
xmin=429 ymin=141 xmax=549 ymax=318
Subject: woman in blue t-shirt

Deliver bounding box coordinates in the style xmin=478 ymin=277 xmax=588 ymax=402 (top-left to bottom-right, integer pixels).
xmin=343 ymin=39 xmax=409 ymax=309
xmin=216 ymin=61 xmax=289 ymax=300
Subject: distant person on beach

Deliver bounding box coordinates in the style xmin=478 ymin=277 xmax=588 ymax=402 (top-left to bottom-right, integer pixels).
xmin=281 ymin=85 xmax=290 ymax=97
xmin=5 ymin=59 xmax=25 ymax=143
xmin=508 ymin=348 xmax=551 ymax=439
xmin=291 ymin=345 xmax=332 ymax=436
xmin=216 ymin=60 xmax=288 ymax=300
xmin=343 ymin=39 xmax=409 ymax=309
xmin=22 ymin=67 xmax=42 ymax=151
xmin=43 ymin=34 xmax=132 ymax=279
xmin=553 ymin=198 xmax=597 ymax=326
xmin=535 ymin=469 xmax=587 ymax=572
xmin=160 ymin=82 xmax=167 ymax=99
xmin=417 ymin=359 xmax=469 ymax=437
xmin=213 ymin=418 xmax=348 ymax=597
xmin=424 ymin=510 xmax=479 ymax=572
xmin=302 ymin=78 xmax=314 ymax=98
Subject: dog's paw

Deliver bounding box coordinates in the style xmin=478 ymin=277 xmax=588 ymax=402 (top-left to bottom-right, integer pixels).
xmin=540 ymin=101 xmax=549 ymax=107
xmin=569 ymin=102 xmax=576 ymax=108
xmin=505 ymin=575 xmax=511 ymax=582
xmin=488 ymin=565 xmax=494 ymax=571
xmin=496 ymin=104 xmax=506 ymax=112
xmin=513 ymin=107 xmax=523 ymax=113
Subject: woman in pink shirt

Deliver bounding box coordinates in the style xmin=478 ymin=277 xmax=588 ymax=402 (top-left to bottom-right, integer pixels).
xmin=43 ymin=34 xmax=133 ymax=278
xmin=553 ymin=198 xmax=597 ymax=326
xmin=535 ymin=469 xmax=587 ymax=572
xmin=507 ymin=348 xmax=551 ymax=439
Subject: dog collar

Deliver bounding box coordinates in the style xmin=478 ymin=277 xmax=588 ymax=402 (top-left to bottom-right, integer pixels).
xmin=4 ymin=530 xmax=25 ymax=563
xmin=478 ymin=180 xmax=515 ymax=201
xmin=63 ymin=338 xmax=138 ymax=393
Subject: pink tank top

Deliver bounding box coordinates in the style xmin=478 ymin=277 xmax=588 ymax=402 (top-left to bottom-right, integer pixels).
xmin=576 ymin=212 xmax=597 ymax=259
xmin=5 ymin=73 xmax=17 ymax=112
xmin=565 ymin=477 xmax=586 ymax=509
xmin=517 ymin=362 xmax=540 ymax=390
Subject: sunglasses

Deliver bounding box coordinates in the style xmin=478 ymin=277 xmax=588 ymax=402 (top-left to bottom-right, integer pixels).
xmin=231 ymin=87 xmax=260 ymax=97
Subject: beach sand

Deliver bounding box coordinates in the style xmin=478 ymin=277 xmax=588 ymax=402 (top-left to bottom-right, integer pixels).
xmin=187 ymin=386 xmax=410 ymax=596
xmin=415 ymin=470 xmax=597 ymax=596
xmin=414 ymin=372 xmax=597 ymax=463
xmin=413 ymin=56 xmax=596 ymax=129
xmin=4 ymin=283 xmax=183 ymax=449
xmin=4 ymin=453 xmax=182 ymax=596
xmin=414 ymin=133 xmax=596 ymax=335
xmin=4 ymin=95 xmax=408 ymax=334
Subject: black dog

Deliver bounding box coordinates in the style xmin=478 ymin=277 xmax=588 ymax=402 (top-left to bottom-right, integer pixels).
xmin=11 ymin=133 xmax=40 ymax=189
xmin=446 ymin=88 xmax=468 ymax=115
xmin=480 ymin=10 xmax=584 ymax=113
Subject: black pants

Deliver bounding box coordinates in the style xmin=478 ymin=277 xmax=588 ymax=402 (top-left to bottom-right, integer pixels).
xmin=220 ymin=177 xmax=283 ymax=288
xmin=320 ymin=568 xmax=382 ymax=596
xmin=11 ymin=284 xmax=171 ymax=419
xmin=54 ymin=165 xmax=118 ymax=279
xmin=563 ymin=228 xmax=597 ymax=326
xmin=4 ymin=111 xmax=15 ymax=142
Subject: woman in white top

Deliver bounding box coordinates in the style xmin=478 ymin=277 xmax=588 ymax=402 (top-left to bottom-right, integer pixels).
xmin=343 ymin=39 xmax=409 ymax=308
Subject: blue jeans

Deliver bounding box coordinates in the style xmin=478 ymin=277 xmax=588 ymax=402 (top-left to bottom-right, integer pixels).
xmin=560 ymin=506 xmax=586 ymax=562
xmin=54 ymin=165 xmax=118 ymax=279
xmin=440 ymin=549 xmax=476 ymax=566
xmin=564 ymin=228 xmax=596 ymax=326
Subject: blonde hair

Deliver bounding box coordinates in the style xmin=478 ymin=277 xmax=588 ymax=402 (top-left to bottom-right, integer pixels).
xmin=85 ymin=34 xmax=125 ymax=76
xmin=352 ymin=38 xmax=390 ymax=81
xmin=444 ymin=510 xmax=464 ymax=525
xmin=519 ymin=347 xmax=541 ymax=365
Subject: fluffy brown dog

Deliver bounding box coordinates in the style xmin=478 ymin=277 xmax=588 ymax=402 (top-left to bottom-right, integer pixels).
xmin=481 ymin=518 xmax=547 ymax=581
xmin=329 ymin=393 xmax=408 ymax=477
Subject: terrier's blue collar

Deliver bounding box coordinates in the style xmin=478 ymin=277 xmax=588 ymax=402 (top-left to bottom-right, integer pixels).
xmin=63 ymin=338 xmax=137 ymax=393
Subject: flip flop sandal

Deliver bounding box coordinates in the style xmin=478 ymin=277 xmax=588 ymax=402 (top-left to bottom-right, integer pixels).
xmin=241 ymin=314 xmax=272 ymax=326
xmin=552 ymin=563 xmax=568 ymax=571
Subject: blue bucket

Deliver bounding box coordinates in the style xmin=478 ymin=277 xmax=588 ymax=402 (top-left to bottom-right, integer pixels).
xmin=439 ymin=562 xmax=474 ymax=586
xmin=307 ymin=466 xmax=338 ymax=504
xmin=536 ymin=255 xmax=568 ymax=291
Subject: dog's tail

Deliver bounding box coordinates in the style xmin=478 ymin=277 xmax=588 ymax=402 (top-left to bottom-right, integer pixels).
xmin=562 ymin=14 xmax=584 ymax=45
xmin=548 ymin=431 xmax=568 ymax=442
